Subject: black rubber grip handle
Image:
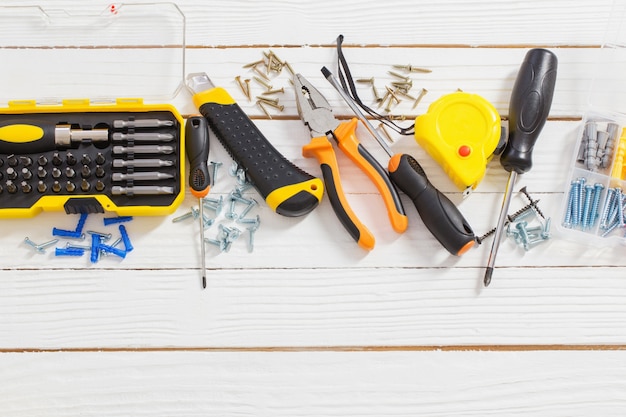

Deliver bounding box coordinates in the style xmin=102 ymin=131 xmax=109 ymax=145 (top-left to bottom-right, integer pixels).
xmin=502 ymin=48 xmax=558 ymax=174
xmin=199 ymin=100 xmax=322 ymax=217
xmin=185 ymin=116 xmax=211 ymax=197
xmin=389 ymin=154 xmax=476 ymax=256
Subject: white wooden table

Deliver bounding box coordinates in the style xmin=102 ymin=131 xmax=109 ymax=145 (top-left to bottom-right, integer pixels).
xmin=1 ymin=0 xmax=626 ymax=415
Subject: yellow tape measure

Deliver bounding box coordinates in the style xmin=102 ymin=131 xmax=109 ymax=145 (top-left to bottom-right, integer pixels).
xmin=414 ymin=91 xmax=501 ymax=193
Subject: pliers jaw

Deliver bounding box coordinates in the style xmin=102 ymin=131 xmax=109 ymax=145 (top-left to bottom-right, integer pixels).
xmin=294 ymin=73 xmax=340 ymax=138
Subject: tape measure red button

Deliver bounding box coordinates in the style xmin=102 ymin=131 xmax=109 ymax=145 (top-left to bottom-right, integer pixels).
xmin=458 ymin=145 xmax=471 ymax=157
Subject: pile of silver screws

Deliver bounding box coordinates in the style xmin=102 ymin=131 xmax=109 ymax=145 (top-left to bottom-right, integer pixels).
xmin=172 ymin=160 xmax=261 ymax=253
xmin=477 ymin=187 xmax=551 ymax=250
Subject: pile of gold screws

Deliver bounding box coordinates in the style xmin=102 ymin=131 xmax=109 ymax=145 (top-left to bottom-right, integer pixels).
xmin=235 ymin=50 xmax=294 ymax=119
xmin=357 ymin=64 xmax=430 ymax=115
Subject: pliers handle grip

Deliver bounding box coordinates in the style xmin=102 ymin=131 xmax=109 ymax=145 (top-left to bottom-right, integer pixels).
xmin=333 ymin=118 xmax=408 ymax=234
xmin=303 ymin=133 xmax=375 ymax=250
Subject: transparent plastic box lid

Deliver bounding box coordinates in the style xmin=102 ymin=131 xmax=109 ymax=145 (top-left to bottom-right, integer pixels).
xmin=0 ymin=3 xmax=185 ymax=105
xmin=585 ymin=1 xmax=626 ymax=115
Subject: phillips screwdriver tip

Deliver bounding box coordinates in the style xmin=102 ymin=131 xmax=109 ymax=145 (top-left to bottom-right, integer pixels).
xmin=202 ymin=275 xmax=206 ymax=289
xmin=484 ymin=268 xmax=493 ymax=287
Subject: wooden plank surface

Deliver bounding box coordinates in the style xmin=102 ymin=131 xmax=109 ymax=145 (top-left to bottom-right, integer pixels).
xmin=0 ymin=0 xmax=625 ymax=415
xmin=2 ymin=351 xmax=626 ymax=416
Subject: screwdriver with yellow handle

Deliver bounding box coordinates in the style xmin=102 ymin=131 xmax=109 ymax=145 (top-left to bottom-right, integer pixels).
xmin=186 ymin=73 xmax=324 ymax=217
xmin=484 ymin=48 xmax=558 ymax=287
xmin=0 ymin=120 xmax=108 ymax=153
xmin=185 ymin=116 xmax=211 ymax=289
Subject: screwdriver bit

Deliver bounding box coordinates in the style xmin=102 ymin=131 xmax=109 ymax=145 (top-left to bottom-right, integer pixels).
xmin=112 ymin=145 xmax=174 ymax=155
xmin=111 ymin=185 xmax=174 ymax=195
xmin=111 ymin=132 xmax=175 ymax=142
xmin=113 ymin=119 xmax=174 ymax=129
xmin=112 ymin=158 xmax=174 ymax=168
xmin=111 ymin=172 xmax=174 ymax=181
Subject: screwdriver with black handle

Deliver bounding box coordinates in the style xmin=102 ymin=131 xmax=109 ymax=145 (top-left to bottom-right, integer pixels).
xmin=186 ymin=73 xmax=324 ymax=217
xmin=484 ymin=48 xmax=558 ymax=287
xmin=0 ymin=120 xmax=108 ymax=153
xmin=186 ymin=116 xmax=211 ymax=289
xmin=323 ymin=67 xmax=476 ymax=255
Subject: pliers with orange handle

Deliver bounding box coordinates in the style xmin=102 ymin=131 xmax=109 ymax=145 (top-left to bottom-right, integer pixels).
xmin=294 ymin=74 xmax=408 ymax=250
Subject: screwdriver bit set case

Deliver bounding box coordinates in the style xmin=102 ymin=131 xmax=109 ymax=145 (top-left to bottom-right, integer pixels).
xmin=559 ymin=5 xmax=626 ymax=245
xmin=0 ymin=3 xmax=186 ymax=217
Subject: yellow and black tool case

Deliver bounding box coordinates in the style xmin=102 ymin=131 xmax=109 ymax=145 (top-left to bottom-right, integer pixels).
xmin=0 ymin=3 xmax=186 ymax=217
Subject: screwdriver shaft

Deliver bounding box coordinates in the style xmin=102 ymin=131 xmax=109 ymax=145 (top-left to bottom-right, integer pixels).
xmin=484 ymin=170 xmax=518 ymax=287
xmin=198 ymin=198 xmax=207 ymax=288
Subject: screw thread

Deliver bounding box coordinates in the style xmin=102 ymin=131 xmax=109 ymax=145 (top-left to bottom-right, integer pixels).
xmin=588 ymin=184 xmax=604 ymax=229
xmin=600 ymin=188 xmax=616 ymax=229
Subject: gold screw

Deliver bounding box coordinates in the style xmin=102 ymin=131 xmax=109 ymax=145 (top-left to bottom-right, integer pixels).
xmin=412 ymin=88 xmax=428 ymax=109
xmin=256 ymin=101 xmax=272 ymax=119
xmin=244 ymin=79 xmax=252 ymax=100
xmin=396 ymin=89 xmax=416 ymax=101
xmin=252 ymin=65 xmax=271 ymax=81
xmin=357 ymin=77 xmax=375 ymax=84
xmin=388 ymin=71 xmax=410 ymax=81
xmin=284 ymin=61 xmax=295 ymax=76
xmin=392 ymin=64 xmax=432 ymax=73
xmin=235 ymin=76 xmax=251 ymax=101
xmin=372 ymin=84 xmax=381 ymax=102
xmin=256 ymin=96 xmax=279 ymax=105
xmin=378 ymin=123 xmax=395 ymax=143
xmin=243 ymin=59 xmax=265 ymax=69
xmin=253 ymin=76 xmax=272 ymax=90
xmin=261 ymin=100 xmax=285 ymax=112
xmin=264 ymin=87 xmax=285 ymax=95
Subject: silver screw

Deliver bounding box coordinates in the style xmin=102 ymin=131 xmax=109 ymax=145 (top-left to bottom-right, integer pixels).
xmin=172 ymin=211 xmax=194 ymax=223
xmin=23 ymin=237 xmax=45 ymax=253
xmin=209 ymin=161 xmax=222 ymax=186
xmin=238 ymin=214 xmax=261 ymax=228
xmin=247 ymin=225 xmax=259 ymax=253
xmin=86 ymin=230 xmax=112 ymax=241
xmin=238 ymin=198 xmax=258 ymax=219
xmin=228 ymin=161 xmax=240 ymax=176
xmin=66 ymin=243 xmax=91 ymax=251
xmin=204 ymin=237 xmax=226 ymax=252
xmin=235 ymin=168 xmax=247 ymax=186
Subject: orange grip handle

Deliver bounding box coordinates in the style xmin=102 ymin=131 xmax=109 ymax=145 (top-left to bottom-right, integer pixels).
xmin=302 ymin=136 xmax=375 ymax=250
xmin=334 ymin=118 xmax=408 ymax=233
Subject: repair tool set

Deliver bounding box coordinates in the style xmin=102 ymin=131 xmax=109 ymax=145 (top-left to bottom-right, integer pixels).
xmin=0 ymin=109 xmax=184 ymax=217
xmin=3 ymin=5 xmax=576 ymax=290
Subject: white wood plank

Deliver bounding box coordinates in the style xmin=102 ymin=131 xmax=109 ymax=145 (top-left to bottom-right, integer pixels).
xmin=1 ymin=267 xmax=626 ymax=348
xmin=0 ymin=0 xmax=615 ymax=46
xmin=1 ymin=350 xmax=626 ymax=416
